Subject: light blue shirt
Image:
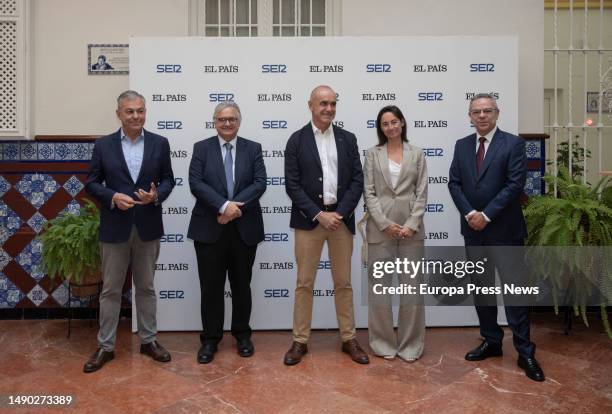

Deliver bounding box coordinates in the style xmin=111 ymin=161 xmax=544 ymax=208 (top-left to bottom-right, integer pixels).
xmin=120 ymin=128 xmax=145 ymax=182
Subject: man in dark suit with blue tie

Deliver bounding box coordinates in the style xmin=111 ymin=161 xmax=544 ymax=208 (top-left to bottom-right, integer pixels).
xmin=283 ymin=85 xmax=369 ymax=366
xmin=187 ymin=102 xmax=266 ymax=363
xmin=448 ymin=93 xmax=544 ymax=382
xmin=84 ymin=90 xmax=175 ymax=373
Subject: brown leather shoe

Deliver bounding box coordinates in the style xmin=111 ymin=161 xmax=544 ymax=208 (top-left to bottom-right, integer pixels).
xmin=83 ymin=348 xmax=114 ymax=373
xmin=342 ymin=339 xmax=370 ymax=364
xmin=140 ymin=340 xmax=171 ymax=362
xmin=283 ymin=341 xmax=308 ymax=365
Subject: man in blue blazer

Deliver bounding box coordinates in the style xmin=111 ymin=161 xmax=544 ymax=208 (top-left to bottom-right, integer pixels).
xmin=187 ymin=102 xmax=266 ymax=364
xmin=448 ymin=93 xmax=544 ymax=382
xmin=84 ymin=90 xmax=175 ymax=373
xmin=283 ymin=85 xmax=369 ymax=365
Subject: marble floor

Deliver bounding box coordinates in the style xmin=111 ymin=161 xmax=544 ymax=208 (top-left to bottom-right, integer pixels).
xmin=0 ymin=313 xmax=610 ymax=413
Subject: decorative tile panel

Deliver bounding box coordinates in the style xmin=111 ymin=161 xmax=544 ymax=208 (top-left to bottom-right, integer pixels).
xmin=27 ymin=284 xmax=48 ymax=307
xmin=63 ymin=199 xmax=81 ymax=216
xmin=0 ymin=273 xmax=24 ymax=308
xmin=525 ymin=171 xmax=542 ymax=196
xmin=26 ymin=211 xmax=47 ymax=234
xmin=51 ymin=282 xmax=69 ymax=307
xmin=525 ymin=141 xmax=541 ymax=159
xmin=16 ymin=238 xmax=44 ymax=282
xmin=15 ymin=173 xmax=59 ymax=209
xmin=0 ymin=248 xmax=9 ymax=271
xmin=0 ymin=175 xmax=10 ymax=197
xmin=63 ymin=175 xmax=84 ymax=197
xmin=0 ymin=200 xmax=21 ymax=244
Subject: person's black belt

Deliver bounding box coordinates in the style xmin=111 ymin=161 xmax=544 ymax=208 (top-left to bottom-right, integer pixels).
xmin=322 ymin=203 xmax=338 ymax=212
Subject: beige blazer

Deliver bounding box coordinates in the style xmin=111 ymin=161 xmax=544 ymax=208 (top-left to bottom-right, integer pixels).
xmin=363 ymin=142 xmax=428 ymax=243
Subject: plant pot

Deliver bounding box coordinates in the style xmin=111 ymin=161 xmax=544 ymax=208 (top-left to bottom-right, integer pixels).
xmin=69 ymin=271 xmax=102 ymax=298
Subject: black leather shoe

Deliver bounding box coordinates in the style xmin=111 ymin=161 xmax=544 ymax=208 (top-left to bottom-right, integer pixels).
xmin=465 ymin=340 xmax=503 ymax=361
xmin=197 ymin=343 xmax=217 ymax=364
xmin=518 ymin=356 xmax=545 ymax=382
xmin=237 ymin=338 xmax=254 ymax=357
xmin=83 ymin=348 xmax=114 ymax=373
xmin=140 ymin=341 xmax=171 ymax=362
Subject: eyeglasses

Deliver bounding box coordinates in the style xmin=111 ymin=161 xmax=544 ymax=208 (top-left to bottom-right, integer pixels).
xmin=215 ymin=117 xmax=239 ymax=124
xmin=381 ymin=120 xmax=402 ymax=128
xmin=469 ymin=108 xmax=498 ymax=116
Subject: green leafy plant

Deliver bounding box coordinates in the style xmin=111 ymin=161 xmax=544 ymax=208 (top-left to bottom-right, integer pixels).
xmin=547 ymin=138 xmax=592 ymax=182
xmin=524 ymin=168 xmax=612 ymax=337
xmin=38 ymin=199 xmax=101 ymax=285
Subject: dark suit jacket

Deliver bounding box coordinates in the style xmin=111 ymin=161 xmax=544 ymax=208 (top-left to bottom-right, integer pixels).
xmin=187 ymin=136 xmax=266 ymax=246
xmin=284 ymin=123 xmax=364 ymax=234
xmin=448 ymin=128 xmax=527 ymax=242
xmin=86 ymin=129 xmax=175 ymax=243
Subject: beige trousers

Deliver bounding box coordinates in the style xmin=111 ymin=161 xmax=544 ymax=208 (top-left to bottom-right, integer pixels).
xmin=292 ymin=223 xmax=356 ymax=343
xmin=367 ymin=239 xmax=425 ymax=361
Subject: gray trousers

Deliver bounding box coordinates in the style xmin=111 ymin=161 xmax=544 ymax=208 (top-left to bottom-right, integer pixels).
xmin=367 ymin=239 xmax=425 ymax=361
xmin=98 ymin=226 xmax=160 ymax=351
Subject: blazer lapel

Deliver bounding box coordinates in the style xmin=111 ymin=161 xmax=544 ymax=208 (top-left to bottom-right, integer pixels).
xmin=375 ymin=144 xmax=393 ymax=190
xmin=466 ymin=134 xmax=478 ymax=183
xmin=477 ymin=129 xmax=503 ymax=181
xmin=395 ymin=143 xmax=413 ymax=191
xmin=213 ymin=138 xmax=229 ymax=196
xmin=304 ymin=124 xmax=323 ymax=172
xmin=233 ymin=137 xmax=245 ymax=193
xmin=112 ymin=130 xmax=134 ymax=184
xmin=135 ymin=130 xmax=154 ymax=186
xmin=333 ymin=126 xmax=346 ymax=186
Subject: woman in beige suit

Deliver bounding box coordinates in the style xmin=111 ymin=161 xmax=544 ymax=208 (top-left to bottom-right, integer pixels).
xmin=363 ymin=105 xmax=428 ymax=361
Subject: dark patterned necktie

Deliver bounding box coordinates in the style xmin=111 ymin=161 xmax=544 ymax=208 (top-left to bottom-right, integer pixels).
xmin=476 ymin=137 xmax=486 ymax=174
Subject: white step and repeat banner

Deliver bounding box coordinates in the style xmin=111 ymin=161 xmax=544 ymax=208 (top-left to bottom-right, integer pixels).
xmin=129 ymin=36 xmax=518 ymax=331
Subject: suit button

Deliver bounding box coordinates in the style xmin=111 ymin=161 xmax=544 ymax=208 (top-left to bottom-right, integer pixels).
xmin=318 ymin=194 xmax=322 ymax=198
xmin=318 ymin=177 xmax=322 ymax=181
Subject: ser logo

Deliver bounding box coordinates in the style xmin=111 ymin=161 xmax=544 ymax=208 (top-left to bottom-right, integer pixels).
xmin=318 ymin=260 xmax=331 ymax=269
xmin=159 ymin=290 xmax=184 ymax=299
xmin=264 ymin=289 xmax=290 ymax=298
xmin=262 ymin=120 xmax=288 ymax=129
xmin=425 ymin=204 xmax=444 ymax=213
xmin=470 ymin=63 xmax=495 ymax=72
xmin=156 ymin=64 xmax=182 ymax=73
xmin=366 ymin=120 xmax=376 ymax=128
xmin=423 ymin=148 xmax=444 ymax=157
xmin=160 ymin=234 xmax=184 ymax=243
xmin=174 ymin=177 xmax=184 ymax=186
xmin=264 ymin=233 xmax=289 ymax=242
xmin=261 ymin=64 xmax=287 ymax=73
xmin=266 ymin=177 xmax=285 ymax=186
xmin=209 ymin=93 xmax=235 ymax=102
xmin=366 ymin=64 xmax=392 ymax=73
xmin=418 ymin=92 xmax=443 ymax=101
xmin=157 ymin=121 xmax=182 ymax=130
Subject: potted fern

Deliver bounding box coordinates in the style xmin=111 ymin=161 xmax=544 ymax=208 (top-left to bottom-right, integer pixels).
xmin=524 ymin=168 xmax=612 ymax=337
xmin=38 ymin=199 xmax=102 ymax=297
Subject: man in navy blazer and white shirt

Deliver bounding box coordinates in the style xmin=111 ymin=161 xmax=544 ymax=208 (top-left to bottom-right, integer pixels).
xmin=448 ymin=93 xmax=545 ymax=382
xmin=187 ymin=102 xmax=266 ymax=364
xmin=84 ymin=90 xmax=175 ymax=373
xmin=283 ymin=85 xmax=369 ymax=366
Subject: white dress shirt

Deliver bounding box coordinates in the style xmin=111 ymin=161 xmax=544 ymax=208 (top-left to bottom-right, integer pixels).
xmin=312 ymin=122 xmax=338 ymax=206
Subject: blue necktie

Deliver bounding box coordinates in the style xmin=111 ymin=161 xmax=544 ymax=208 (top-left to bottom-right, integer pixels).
xmin=224 ymin=142 xmax=234 ymax=198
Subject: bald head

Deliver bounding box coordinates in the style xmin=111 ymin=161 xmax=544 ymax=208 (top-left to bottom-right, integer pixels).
xmin=308 ymin=85 xmax=337 ymax=131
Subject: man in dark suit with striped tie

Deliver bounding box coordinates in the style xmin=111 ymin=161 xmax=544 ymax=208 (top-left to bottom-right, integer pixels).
xmin=187 ymin=102 xmax=266 ymax=364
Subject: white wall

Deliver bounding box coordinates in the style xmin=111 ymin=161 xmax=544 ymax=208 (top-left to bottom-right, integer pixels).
xmin=32 ymin=0 xmax=189 ymax=135
xmin=340 ymin=0 xmax=544 ymax=134
xmin=30 ymin=0 xmax=543 ymax=136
